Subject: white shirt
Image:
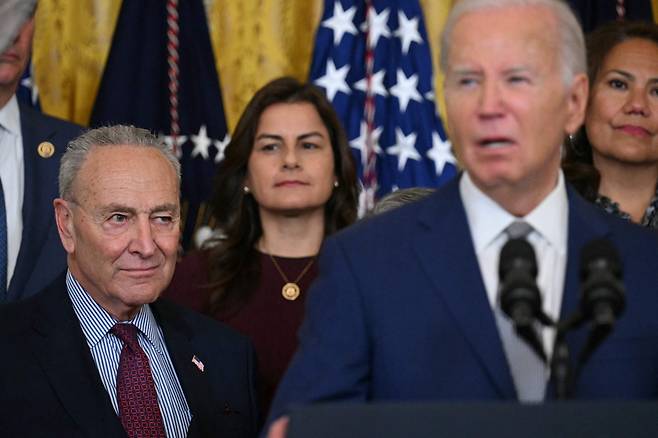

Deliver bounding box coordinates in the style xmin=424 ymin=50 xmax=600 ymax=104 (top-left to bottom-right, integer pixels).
xmin=459 ymin=171 xmax=569 ymax=359
xmin=0 ymin=96 xmax=24 ymax=290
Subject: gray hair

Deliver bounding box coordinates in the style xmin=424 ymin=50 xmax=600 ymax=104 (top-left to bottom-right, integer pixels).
xmin=59 ymin=124 xmax=181 ymax=199
xmin=440 ymin=0 xmax=586 ymax=84
xmin=372 ymin=187 xmax=436 ymax=215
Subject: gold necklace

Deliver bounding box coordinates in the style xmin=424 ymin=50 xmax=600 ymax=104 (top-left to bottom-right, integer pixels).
xmin=268 ymin=253 xmax=315 ymax=301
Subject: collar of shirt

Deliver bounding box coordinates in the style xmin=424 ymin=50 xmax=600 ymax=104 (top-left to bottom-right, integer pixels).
xmin=0 ymin=96 xmax=21 ymax=137
xmin=66 ymin=270 xmax=165 ymax=356
xmin=459 ymin=171 xmax=568 ymax=255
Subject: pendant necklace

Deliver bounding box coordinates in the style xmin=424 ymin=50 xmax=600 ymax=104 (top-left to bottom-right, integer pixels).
xmin=268 ymin=252 xmax=315 ymax=301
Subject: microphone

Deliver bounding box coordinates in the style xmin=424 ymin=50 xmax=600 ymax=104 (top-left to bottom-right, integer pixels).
xmin=577 ymin=238 xmax=625 ymax=365
xmin=498 ymin=238 xmax=550 ymax=363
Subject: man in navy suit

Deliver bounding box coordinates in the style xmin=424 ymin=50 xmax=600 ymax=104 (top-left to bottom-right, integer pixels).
xmin=0 ymin=125 xmax=259 ymax=437
xmin=266 ymin=0 xmax=658 ymax=435
xmin=0 ymin=10 xmax=81 ymax=301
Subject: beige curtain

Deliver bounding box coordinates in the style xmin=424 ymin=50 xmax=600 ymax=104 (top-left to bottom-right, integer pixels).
xmin=30 ymin=0 xmax=466 ymax=129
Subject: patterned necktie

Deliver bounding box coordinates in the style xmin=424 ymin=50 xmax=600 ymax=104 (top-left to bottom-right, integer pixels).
xmin=496 ymin=220 xmax=547 ymax=402
xmin=111 ymin=323 xmax=166 ymax=438
xmin=0 ymin=177 xmax=6 ymax=298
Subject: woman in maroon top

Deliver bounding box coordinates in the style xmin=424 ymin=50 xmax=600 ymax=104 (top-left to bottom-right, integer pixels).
xmin=165 ymin=77 xmax=358 ymax=418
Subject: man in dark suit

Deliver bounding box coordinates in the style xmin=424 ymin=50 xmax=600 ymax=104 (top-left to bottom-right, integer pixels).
xmin=265 ymin=0 xmax=658 ymax=435
xmin=0 ymin=10 xmax=81 ymax=301
xmin=0 ymin=125 xmax=259 ymax=437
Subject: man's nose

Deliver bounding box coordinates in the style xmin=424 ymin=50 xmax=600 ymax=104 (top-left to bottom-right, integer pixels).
xmin=477 ymin=80 xmax=505 ymax=119
xmin=128 ymin=217 xmax=157 ymax=257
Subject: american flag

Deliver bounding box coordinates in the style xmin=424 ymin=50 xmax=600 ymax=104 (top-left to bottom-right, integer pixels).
xmin=191 ymin=355 xmax=205 ymax=372
xmin=310 ymin=0 xmax=458 ymax=213
xmin=90 ymin=0 xmax=228 ymax=249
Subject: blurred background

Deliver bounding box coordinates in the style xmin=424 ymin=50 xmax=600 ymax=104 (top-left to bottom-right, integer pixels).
xmin=18 ymin=0 xmax=658 ymax=247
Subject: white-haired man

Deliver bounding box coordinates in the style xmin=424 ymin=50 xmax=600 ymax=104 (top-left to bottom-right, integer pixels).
xmin=265 ymin=0 xmax=658 ymax=436
xmin=0 ymin=125 xmax=259 ymax=437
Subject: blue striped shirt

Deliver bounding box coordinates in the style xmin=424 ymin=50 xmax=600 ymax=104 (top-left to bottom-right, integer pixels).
xmin=66 ymin=271 xmax=191 ymax=437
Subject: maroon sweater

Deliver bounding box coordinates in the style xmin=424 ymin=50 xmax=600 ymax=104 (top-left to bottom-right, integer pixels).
xmin=163 ymin=250 xmax=318 ymax=417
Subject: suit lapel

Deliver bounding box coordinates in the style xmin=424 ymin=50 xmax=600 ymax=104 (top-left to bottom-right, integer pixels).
xmin=152 ymin=301 xmax=217 ymax=437
xmin=412 ymin=178 xmax=516 ymax=398
xmin=29 ymin=278 xmax=126 ymax=437
xmin=9 ymin=105 xmax=63 ymax=298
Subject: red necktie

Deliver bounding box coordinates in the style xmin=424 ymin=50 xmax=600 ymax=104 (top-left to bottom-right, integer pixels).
xmin=111 ymin=323 xmax=166 ymax=438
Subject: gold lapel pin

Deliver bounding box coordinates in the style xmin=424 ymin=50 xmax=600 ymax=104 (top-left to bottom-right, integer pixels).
xmin=37 ymin=141 xmax=55 ymax=158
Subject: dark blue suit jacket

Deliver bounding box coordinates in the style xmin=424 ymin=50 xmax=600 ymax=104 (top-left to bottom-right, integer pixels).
xmin=5 ymin=104 xmax=81 ymax=301
xmin=0 ymin=274 xmax=259 ymax=437
xmin=268 ymin=177 xmax=658 ymax=422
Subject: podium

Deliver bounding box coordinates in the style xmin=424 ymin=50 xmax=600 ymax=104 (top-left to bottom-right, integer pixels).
xmin=287 ymin=401 xmax=658 ymax=437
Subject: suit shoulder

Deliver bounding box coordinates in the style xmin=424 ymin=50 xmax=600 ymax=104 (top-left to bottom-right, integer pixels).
xmin=331 ymin=186 xmax=451 ymax=248
xmin=20 ymin=104 xmax=81 ymax=130
xmin=606 ymin=215 xmax=658 ymax=260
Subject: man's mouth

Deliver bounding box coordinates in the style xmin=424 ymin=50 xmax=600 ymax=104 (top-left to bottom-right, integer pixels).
xmin=478 ymin=137 xmax=515 ymax=149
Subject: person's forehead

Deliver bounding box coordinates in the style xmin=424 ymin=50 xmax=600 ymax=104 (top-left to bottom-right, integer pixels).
xmin=75 ymin=145 xmax=178 ymax=200
xmin=449 ymin=4 xmax=558 ymax=56
xmin=81 ymin=144 xmax=171 ymax=172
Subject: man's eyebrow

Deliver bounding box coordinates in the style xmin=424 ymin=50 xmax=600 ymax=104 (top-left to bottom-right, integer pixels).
xmin=97 ymin=203 xmax=137 ymax=215
xmin=449 ymin=68 xmax=482 ymax=76
xmin=96 ymin=203 xmax=179 ymax=215
xmin=503 ymin=66 xmax=531 ymax=75
xmin=151 ymin=203 xmax=180 ymax=215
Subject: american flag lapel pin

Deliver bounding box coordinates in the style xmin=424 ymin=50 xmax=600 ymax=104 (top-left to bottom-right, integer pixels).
xmin=191 ymin=355 xmax=205 ymax=372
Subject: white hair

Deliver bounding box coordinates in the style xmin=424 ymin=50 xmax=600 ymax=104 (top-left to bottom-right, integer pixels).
xmin=59 ymin=124 xmax=181 ymax=199
xmin=440 ymin=0 xmax=586 ymax=84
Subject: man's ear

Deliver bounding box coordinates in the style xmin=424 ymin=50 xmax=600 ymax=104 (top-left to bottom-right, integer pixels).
xmin=53 ymin=198 xmax=75 ymax=254
xmin=565 ymin=73 xmax=589 ymax=135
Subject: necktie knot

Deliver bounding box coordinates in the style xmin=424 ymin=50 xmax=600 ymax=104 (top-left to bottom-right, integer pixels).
xmin=505 ymin=220 xmax=533 ymax=240
xmin=111 ymin=323 xmax=140 ymax=352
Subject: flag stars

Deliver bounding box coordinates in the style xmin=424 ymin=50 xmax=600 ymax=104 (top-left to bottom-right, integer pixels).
xmin=350 ymin=121 xmax=383 ymax=166
xmin=390 ymin=69 xmax=422 ymax=112
xmin=322 ymin=2 xmax=358 ymax=45
xmin=214 ymin=134 xmax=231 ymax=163
xmin=191 ymin=125 xmax=214 ymax=160
xmin=427 ymin=132 xmax=457 ymax=175
xmin=315 ymin=59 xmax=351 ymax=101
xmin=361 ymin=7 xmax=390 ymax=48
xmin=354 ymin=69 xmax=388 ymax=98
xmin=394 ymin=11 xmax=423 ymax=55
xmin=387 ymin=128 xmax=420 ymax=171
xmin=161 ymin=133 xmax=188 ymax=159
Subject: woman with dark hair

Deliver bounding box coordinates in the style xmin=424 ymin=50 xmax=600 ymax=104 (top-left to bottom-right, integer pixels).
xmin=563 ymin=21 xmax=658 ymax=228
xmin=164 ymin=77 xmax=359 ymax=414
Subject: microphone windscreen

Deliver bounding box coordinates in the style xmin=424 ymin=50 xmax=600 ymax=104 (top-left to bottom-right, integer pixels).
xmin=580 ymin=239 xmax=622 ymax=279
xmin=499 ymin=238 xmax=537 ymax=279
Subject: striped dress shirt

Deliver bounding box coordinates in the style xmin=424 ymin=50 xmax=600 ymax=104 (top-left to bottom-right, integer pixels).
xmin=66 ymin=271 xmax=192 ymax=437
